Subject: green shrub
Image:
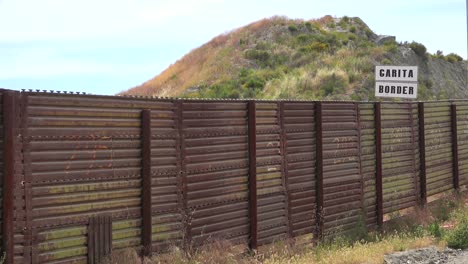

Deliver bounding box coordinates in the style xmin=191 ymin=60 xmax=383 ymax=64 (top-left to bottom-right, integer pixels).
xmin=427 ymin=222 xmax=443 ymax=238
xmin=384 ymin=40 xmax=398 ymax=53
xmin=338 ymin=18 xmax=348 ymax=29
xmin=430 ymin=196 xmax=457 ymax=222
xmin=300 ymin=42 xmax=329 ymax=53
xmin=409 ymin=41 xmax=427 ymax=57
xmin=239 ymin=38 xmax=247 ymax=46
xmin=201 ymin=80 xmax=241 ymax=99
xmin=305 ymin=21 xmax=312 ymax=31
xmin=296 ymin=34 xmax=311 ymax=43
xmin=381 ymin=58 xmax=392 ymax=65
xmin=320 ymin=72 xmax=348 ymax=96
xmin=433 ymin=50 xmax=444 ymax=59
xmin=243 ymin=75 xmax=265 ymax=89
xmin=348 ymin=214 xmax=370 ymax=242
xmin=245 ymin=49 xmax=270 ymax=62
xmin=446 ymin=216 xmax=468 ymax=249
xmin=288 ymin=24 xmax=298 ymax=32
xmin=445 ymin=53 xmax=463 ymax=63
xmin=412 ymin=225 xmax=425 ymax=238
xmin=349 ymin=26 xmax=356 ymax=33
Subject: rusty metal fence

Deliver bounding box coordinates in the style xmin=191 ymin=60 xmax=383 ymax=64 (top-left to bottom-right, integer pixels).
xmin=0 ymin=88 xmax=467 ymax=264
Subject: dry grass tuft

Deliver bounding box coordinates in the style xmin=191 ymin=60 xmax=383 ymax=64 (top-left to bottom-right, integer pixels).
xmin=101 ymin=248 xmax=142 ymax=264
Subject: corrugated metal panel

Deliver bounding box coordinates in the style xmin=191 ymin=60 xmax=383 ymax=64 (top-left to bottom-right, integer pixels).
xmin=255 ymin=102 xmax=288 ymax=245
xmin=321 ymin=103 xmax=362 ymax=235
xmin=25 ymin=94 xmax=161 ymax=262
xmin=359 ymin=103 xmax=377 ymax=227
xmin=424 ymin=102 xmax=454 ymax=196
xmin=183 ymin=102 xmax=249 ymax=246
xmin=456 ymin=101 xmax=468 ymax=187
xmin=36 ymin=225 xmax=87 ymax=264
xmin=150 ymin=102 xmax=183 ymax=251
xmin=381 ymin=103 xmax=419 ymax=214
xmin=284 ymin=102 xmax=316 ymax=237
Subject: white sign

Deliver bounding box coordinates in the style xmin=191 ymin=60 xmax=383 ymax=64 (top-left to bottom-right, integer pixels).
xmin=375 ymin=66 xmax=418 ymax=82
xmin=375 ymin=81 xmax=418 ymax=99
xmin=375 ymin=65 xmax=418 ymax=99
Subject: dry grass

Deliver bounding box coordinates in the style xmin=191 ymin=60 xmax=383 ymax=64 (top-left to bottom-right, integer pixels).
xmin=262 ymin=236 xmax=435 ymax=264
xmin=103 ymin=235 xmax=436 ymax=264
xmin=102 ymin=192 xmax=468 ymax=264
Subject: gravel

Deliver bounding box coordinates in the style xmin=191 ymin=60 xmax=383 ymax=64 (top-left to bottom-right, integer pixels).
xmin=383 ymin=247 xmax=468 ymax=264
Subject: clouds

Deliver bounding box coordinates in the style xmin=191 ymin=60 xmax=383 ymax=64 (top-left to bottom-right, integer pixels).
xmin=0 ymin=0 xmax=466 ymax=95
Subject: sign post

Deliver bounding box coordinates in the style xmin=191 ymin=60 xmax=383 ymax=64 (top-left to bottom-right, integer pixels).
xmin=375 ymin=66 xmax=418 ymax=99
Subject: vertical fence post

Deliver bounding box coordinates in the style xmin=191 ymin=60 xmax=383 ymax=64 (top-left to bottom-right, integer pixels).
xmin=278 ymin=102 xmax=292 ymax=239
xmin=141 ymin=109 xmax=152 ymax=256
xmin=2 ymin=91 xmax=17 ymax=264
xmin=20 ymin=93 xmax=33 ymax=264
xmin=314 ymin=102 xmax=324 ymax=242
xmin=176 ymin=101 xmax=191 ymax=249
xmin=418 ymin=102 xmax=427 ymax=207
xmin=450 ymin=103 xmax=460 ymax=191
xmin=374 ymin=102 xmax=383 ymax=227
xmin=248 ymin=101 xmax=258 ymax=250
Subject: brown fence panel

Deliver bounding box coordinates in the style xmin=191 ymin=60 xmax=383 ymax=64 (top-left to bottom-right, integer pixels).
xmin=321 ymin=103 xmax=362 ymax=235
xmin=456 ymin=101 xmax=468 ymax=188
xmin=283 ymin=102 xmax=316 ymax=237
xmin=25 ymin=93 xmax=172 ymax=263
xmin=359 ymin=103 xmax=377 ymax=227
xmin=255 ymin=102 xmax=288 ymax=246
xmin=381 ymin=103 xmax=419 ymax=215
xmin=1 ymin=90 xmax=23 ymax=264
xmin=424 ymin=102 xmax=454 ymax=197
xmin=183 ymin=101 xmax=250 ymax=247
xmin=149 ymin=100 xmax=183 ymax=252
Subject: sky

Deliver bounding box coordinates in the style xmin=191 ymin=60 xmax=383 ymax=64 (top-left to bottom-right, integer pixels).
xmin=0 ymin=0 xmax=466 ymax=95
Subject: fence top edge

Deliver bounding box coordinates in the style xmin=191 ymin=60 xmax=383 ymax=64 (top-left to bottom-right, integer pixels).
xmin=1 ymin=88 xmax=467 ymax=104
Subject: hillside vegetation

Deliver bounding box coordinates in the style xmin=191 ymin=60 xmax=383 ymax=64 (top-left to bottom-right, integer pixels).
xmin=124 ymin=16 xmax=467 ymax=100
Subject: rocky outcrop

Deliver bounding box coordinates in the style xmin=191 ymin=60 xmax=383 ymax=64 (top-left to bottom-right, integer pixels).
xmin=389 ymin=46 xmax=468 ymax=99
xmin=376 ymin=35 xmax=396 ymax=45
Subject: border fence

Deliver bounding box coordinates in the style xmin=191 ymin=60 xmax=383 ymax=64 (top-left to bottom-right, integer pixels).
xmin=0 ymin=88 xmax=467 ymax=263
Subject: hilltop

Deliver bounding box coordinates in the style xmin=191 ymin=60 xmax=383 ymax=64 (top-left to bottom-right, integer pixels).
xmin=123 ymin=16 xmax=467 ymax=100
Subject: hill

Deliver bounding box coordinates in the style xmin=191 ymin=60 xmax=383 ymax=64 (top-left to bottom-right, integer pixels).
xmin=123 ymin=16 xmax=467 ymax=100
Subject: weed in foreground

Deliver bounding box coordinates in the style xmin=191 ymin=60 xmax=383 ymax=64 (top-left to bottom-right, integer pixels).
xmin=101 ymin=248 xmax=141 ymax=264
xmin=445 ymin=198 xmax=468 ymax=249
xmin=427 ymin=221 xmax=444 ymax=238
xmin=446 ymin=217 xmax=468 ymax=249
